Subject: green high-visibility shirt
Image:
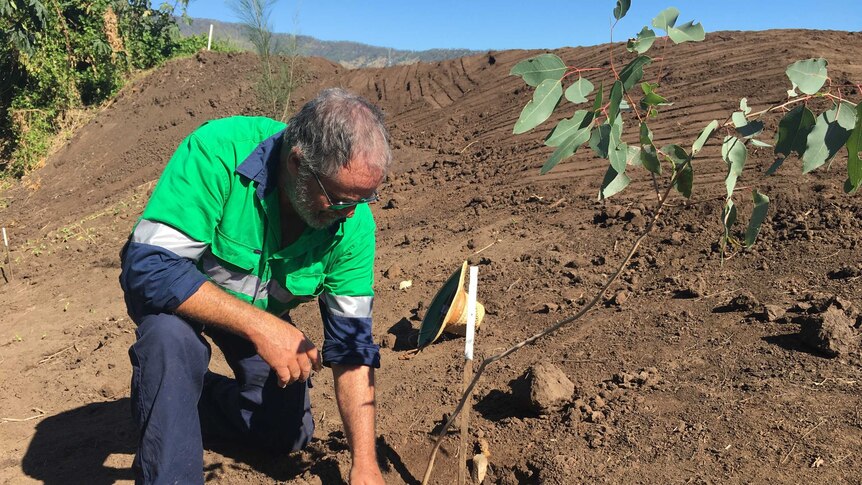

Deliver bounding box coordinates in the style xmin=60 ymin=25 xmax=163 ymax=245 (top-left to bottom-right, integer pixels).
xmin=121 ymin=116 xmax=380 ymax=367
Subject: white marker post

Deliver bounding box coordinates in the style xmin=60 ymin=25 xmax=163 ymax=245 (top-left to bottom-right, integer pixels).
xmin=207 ymin=24 xmax=214 ymax=51
xmin=2 ymin=227 xmax=11 ymax=282
xmin=458 ymin=266 xmax=479 ymax=485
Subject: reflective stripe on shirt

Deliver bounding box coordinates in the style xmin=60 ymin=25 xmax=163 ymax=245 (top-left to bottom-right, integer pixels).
xmin=132 ymin=220 xmax=208 ymax=262
xmin=201 ymin=251 xmax=262 ymax=299
xmin=322 ymin=293 xmax=373 ymax=318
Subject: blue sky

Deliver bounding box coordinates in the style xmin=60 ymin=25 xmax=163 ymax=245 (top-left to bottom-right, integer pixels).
xmin=178 ymin=0 xmax=860 ymax=51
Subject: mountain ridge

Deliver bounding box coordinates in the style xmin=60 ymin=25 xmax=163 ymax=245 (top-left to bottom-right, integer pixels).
xmin=179 ymin=17 xmax=481 ymax=68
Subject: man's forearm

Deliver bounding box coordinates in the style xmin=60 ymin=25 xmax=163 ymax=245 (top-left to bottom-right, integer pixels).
xmin=333 ymin=364 xmax=379 ymax=467
xmin=176 ymin=280 xmax=274 ymax=341
xmin=177 ymin=281 xmax=321 ymax=385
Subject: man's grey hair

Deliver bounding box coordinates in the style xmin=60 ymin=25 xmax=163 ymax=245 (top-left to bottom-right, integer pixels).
xmin=283 ymin=88 xmax=391 ymax=178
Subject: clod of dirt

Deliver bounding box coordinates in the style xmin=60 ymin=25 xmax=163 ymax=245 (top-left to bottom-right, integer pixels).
xmin=718 ymin=291 xmax=760 ymax=312
xmin=799 ymin=306 xmax=859 ymax=357
xmin=564 ymin=254 xmax=590 ymax=269
xmin=608 ymin=290 xmax=628 ymax=306
xmin=675 ymin=274 xmax=706 ymax=298
xmin=759 ymin=304 xmax=786 ymax=322
xmin=383 ymin=198 xmax=398 ymax=209
xmin=612 ymin=367 xmax=662 ymax=389
xmin=380 ymin=334 xmax=396 ymax=349
xmin=383 ymin=263 xmax=402 ymax=279
xmin=828 ymin=265 xmax=862 ymax=279
xmin=513 ymin=363 xmax=575 ymax=414
xmin=531 ymin=302 xmax=559 ymax=313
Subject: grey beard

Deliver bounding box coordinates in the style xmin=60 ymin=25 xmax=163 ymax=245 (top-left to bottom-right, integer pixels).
xmin=290 ymin=170 xmax=337 ymax=230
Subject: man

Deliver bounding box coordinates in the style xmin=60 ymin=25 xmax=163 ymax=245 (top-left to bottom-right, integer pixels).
xmin=119 ymin=88 xmax=390 ymax=485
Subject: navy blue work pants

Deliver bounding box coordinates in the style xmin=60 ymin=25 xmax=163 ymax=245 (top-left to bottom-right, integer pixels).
xmin=127 ymin=310 xmax=314 ymax=484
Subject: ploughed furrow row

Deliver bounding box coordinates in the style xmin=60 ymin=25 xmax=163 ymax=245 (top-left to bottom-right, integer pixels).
xmin=378 ymin=29 xmax=860 ymax=194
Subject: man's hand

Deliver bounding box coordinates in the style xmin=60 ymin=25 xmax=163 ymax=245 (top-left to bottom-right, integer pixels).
xmin=252 ymin=318 xmax=322 ymax=387
xmin=350 ymin=462 xmax=385 ymax=485
xmin=176 ymin=282 xmax=322 ymax=387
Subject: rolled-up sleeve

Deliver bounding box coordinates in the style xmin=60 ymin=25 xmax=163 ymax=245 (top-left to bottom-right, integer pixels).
xmin=319 ymin=294 xmax=379 ymax=367
xmin=319 ymin=216 xmax=379 ymax=367
xmin=120 ymin=238 xmax=207 ymax=313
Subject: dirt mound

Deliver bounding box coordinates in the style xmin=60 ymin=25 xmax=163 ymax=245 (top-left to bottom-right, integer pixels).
xmin=2 ymin=30 xmax=862 ymax=484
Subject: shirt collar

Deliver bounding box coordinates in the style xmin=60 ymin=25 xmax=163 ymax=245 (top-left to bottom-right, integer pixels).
xmin=235 ymin=129 xmax=285 ymax=200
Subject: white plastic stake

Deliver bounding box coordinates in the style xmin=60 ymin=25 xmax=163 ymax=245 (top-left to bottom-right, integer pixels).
xmin=207 ymin=24 xmax=213 ymax=51
xmin=459 ymin=265 xmax=479 ymax=485
xmin=464 ymin=266 xmax=478 ymax=361
xmin=1 ymin=227 xmax=11 ymax=281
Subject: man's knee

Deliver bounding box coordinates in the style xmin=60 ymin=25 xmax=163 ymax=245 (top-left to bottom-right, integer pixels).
xmin=130 ymin=313 xmax=209 ymax=375
xmin=259 ymin=415 xmax=314 ymax=453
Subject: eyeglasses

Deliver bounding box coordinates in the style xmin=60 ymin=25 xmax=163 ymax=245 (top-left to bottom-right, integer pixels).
xmin=310 ymin=170 xmax=380 ymax=211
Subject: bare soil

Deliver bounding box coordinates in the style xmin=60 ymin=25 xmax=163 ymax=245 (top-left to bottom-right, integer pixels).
xmin=2 ymin=30 xmax=862 ymax=484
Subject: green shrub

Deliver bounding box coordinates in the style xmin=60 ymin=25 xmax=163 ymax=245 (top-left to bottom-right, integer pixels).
xmin=0 ymin=0 xmax=194 ymax=178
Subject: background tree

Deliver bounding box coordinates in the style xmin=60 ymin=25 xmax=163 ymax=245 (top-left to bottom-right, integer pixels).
xmin=0 ymin=0 xmax=200 ymax=178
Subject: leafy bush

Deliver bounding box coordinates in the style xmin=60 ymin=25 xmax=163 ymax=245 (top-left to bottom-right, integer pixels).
xmin=0 ymin=0 xmax=193 ymax=178
xmin=174 ymin=33 xmax=244 ymax=57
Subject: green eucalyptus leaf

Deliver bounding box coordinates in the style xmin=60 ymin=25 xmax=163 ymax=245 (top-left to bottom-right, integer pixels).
xmin=589 ymin=123 xmax=612 ymax=158
xmin=510 ymin=54 xmax=566 ymax=87
xmin=614 ymin=0 xmax=631 ymax=20
xmin=589 ymin=115 xmax=623 ymax=158
xmin=661 ymin=145 xmax=693 ymax=198
xmin=545 ymin=110 xmax=593 ymax=147
xmin=599 ymin=164 xmax=631 ymax=200
xmin=618 ymin=56 xmax=652 ymax=92
xmin=672 ymin=160 xmax=693 ymax=198
xmin=627 ymin=27 xmax=656 ymax=54
xmin=722 ymin=199 xmax=737 ymax=235
xmin=626 ymin=145 xmax=642 ymax=167
xmin=845 ymin=103 xmax=862 ymax=193
xmin=722 ymin=136 xmax=747 ymax=197
xmin=541 ymin=124 xmax=592 ymax=174
xmin=639 ymin=121 xmax=654 ymax=146
xmin=731 ymin=111 xmax=747 ymax=129
xmin=564 ymin=77 xmax=594 ymax=104
xmin=750 ymin=139 xmax=772 ymax=148
xmin=802 ymin=102 xmax=857 ymax=173
xmin=692 ymin=120 xmax=718 ymax=155
xmin=608 ymin=80 xmax=623 ymax=123
xmin=640 ymin=123 xmax=661 ymax=175
xmin=640 ymin=82 xmax=670 ymax=110
xmin=667 ymin=20 xmax=706 ymax=44
xmin=609 ymin=141 xmax=629 ymax=173
xmin=745 ymin=190 xmax=770 ymax=246
xmin=740 ymin=98 xmax=751 ymax=115
xmin=640 ymin=146 xmax=661 ymax=174
xmin=652 ymin=7 xmax=679 ymax=31
xmin=736 ymin=119 xmax=764 ymax=139
xmin=720 ymin=198 xmax=738 ymax=258
xmin=771 ymin=105 xmax=816 ymax=174
xmin=514 ymin=79 xmax=563 ymax=135
xmin=592 ymin=81 xmax=604 ymax=113
xmin=661 ymin=144 xmax=690 ymax=165
xmin=834 ymin=100 xmax=860 ymax=129
xmin=785 ymin=58 xmax=828 ymax=95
